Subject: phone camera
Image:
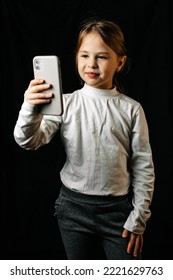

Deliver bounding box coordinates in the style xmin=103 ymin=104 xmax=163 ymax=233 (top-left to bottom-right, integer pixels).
xmin=34 ymin=59 xmax=40 ymax=70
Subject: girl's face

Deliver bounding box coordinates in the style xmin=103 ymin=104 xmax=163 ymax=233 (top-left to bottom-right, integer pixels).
xmin=77 ymin=32 xmax=126 ymax=89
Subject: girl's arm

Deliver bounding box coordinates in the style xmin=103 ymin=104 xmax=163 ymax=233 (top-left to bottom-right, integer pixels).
xmin=14 ymin=79 xmax=61 ymax=150
xmin=124 ymin=105 xmax=155 ymax=234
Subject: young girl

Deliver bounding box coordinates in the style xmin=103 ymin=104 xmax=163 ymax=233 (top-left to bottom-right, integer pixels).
xmin=14 ymin=18 xmax=155 ymax=260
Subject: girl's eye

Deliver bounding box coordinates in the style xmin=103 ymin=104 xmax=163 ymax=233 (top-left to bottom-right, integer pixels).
xmin=80 ymin=54 xmax=108 ymax=59
xmin=97 ymin=56 xmax=108 ymax=59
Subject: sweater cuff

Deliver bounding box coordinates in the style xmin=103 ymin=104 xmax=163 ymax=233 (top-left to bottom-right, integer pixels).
xmin=21 ymin=100 xmax=39 ymax=114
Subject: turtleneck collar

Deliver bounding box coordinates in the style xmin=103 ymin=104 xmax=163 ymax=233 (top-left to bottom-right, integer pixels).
xmin=79 ymin=83 xmax=120 ymax=98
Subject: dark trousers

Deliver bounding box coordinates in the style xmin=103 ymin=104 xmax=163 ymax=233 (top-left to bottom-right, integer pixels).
xmin=54 ymin=184 xmax=141 ymax=260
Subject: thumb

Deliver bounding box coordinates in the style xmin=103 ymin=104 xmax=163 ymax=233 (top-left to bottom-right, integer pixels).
xmin=122 ymin=229 xmax=129 ymax=238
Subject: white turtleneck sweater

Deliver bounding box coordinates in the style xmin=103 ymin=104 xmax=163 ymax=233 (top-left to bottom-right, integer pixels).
xmin=14 ymin=83 xmax=155 ymax=234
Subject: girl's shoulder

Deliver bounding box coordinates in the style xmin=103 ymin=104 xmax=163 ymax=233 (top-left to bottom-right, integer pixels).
xmin=117 ymin=92 xmax=142 ymax=114
xmin=62 ymin=89 xmax=80 ymax=103
xmin=118 ymin=92 xmax=140 ymax=106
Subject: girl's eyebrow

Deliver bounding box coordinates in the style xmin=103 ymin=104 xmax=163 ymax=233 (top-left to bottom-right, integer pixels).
xmin=79 ymin=50 xmax=110 ymax=55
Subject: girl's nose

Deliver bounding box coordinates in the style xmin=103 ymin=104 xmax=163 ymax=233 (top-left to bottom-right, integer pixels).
xmin=88 ymin=58 xmax=98 ymax=69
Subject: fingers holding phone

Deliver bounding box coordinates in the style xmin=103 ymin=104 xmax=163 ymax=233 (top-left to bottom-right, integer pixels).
xmin=24 ymin=79 xmax=54 ymax=105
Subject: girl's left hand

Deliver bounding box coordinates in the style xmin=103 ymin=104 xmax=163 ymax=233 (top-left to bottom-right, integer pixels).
xmin=122 ymin=229 xmax=143 ymax=257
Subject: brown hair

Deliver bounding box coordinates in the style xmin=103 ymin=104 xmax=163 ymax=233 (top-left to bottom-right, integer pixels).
xmin=75 ymin=18 xmax=128 ymax=92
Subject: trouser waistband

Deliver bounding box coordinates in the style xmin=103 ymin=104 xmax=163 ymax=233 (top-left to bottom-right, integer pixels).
xmin=61 ymin=184 xmax=129 ymax=205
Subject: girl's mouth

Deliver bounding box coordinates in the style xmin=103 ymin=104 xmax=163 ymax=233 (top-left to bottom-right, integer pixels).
xmin=86 ymin=72 xmax=99 ymax=78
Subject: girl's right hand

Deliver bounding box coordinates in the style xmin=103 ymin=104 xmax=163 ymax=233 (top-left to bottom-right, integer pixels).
xmin=24 ymin=79 xmax=54 ymax=105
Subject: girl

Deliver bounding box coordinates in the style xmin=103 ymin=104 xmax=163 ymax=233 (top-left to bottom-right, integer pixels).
xmin=14 ymin=18 xmax=155 ymax=259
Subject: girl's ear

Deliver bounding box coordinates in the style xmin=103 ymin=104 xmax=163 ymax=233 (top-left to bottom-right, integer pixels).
xmin=117 ymin=55 xmax=127 ymax=72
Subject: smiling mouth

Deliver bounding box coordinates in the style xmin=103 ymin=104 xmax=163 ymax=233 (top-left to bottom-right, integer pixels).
xmin=86 ymin=72 xmax=99 ymax=78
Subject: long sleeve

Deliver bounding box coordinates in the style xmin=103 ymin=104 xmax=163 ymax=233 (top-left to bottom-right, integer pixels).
xmin=123 ymin=105 xmax=155 ymax=234
xmin=14 ymin=101 xmax=61 ymax=150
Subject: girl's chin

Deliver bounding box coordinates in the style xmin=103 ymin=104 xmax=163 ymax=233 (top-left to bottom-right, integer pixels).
xmin=84 ymin=79 xmax=101 ymax=87
xmin=85 ymin=81 xmax=110 ymax=89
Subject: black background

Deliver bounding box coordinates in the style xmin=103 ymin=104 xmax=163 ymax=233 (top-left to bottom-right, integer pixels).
xmin=1 ymin=0 xmax=173 ymax=260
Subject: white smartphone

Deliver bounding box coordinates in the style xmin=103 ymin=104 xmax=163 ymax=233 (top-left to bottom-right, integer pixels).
xmin=33 ymin=55 xmax=63 ymax=115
